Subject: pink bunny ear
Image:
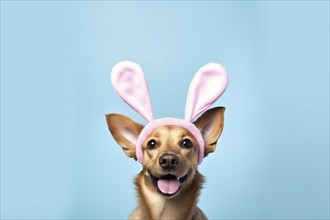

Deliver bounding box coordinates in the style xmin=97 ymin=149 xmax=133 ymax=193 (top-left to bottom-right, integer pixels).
xmin=111 ymin=61 xmax=154 ymax=122
xmin=185 ymin=63 xmax=228 ymax=122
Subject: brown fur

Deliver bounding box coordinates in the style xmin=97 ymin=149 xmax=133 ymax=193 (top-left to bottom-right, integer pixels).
xmin=106 ymin=107 xmax=225 ymax=220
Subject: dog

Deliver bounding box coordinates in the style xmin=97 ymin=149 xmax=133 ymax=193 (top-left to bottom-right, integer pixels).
xmin=105 ymin=61 xmax=228 ymax=219
xmin=106 ymin=107 xmax=225 ymax=219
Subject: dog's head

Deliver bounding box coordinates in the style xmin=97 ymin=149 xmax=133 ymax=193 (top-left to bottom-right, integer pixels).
xmin=105 ymin=61 xmax=228 ymax=198
xmin=106 ymin=106 xmax=224 ymax=198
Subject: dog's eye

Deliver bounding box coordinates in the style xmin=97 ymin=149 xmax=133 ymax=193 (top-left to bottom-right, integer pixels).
xmin=147 ymin=139 xmax=158 ymax=149
xmin=181 ymin=139 xmax=193 ymax=148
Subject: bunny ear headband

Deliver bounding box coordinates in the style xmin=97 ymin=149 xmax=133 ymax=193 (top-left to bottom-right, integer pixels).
xmin=111 ymin=61 xmax=228 ymax=164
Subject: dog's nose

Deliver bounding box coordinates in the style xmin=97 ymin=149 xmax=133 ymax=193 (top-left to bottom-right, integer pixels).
xmin=159 ymin=154 xmax=179 ymax=170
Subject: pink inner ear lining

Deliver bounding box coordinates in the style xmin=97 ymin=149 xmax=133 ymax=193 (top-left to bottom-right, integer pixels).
xmin=136 ymin=118 xmax=205 ymax=164
xmin=111 ymin=61 xmax=154 ymax=122
xmin=185 ymin=63 xmax=228 ymax=122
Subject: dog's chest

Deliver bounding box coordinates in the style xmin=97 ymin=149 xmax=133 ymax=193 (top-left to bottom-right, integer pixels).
xmin=142 ymin=182 xmax=191 ymax=219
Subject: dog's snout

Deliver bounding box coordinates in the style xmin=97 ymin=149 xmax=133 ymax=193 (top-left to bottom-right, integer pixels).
xmin=159 ymin=154 xmax=179 ymax=170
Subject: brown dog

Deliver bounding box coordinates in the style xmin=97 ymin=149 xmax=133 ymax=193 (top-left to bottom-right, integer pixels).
xmin=106 ymin=106 xmax=225 ymax=220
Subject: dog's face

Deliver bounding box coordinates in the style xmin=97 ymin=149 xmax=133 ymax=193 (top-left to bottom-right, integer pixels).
xmin=106 ymin=107 xmax=225 ymax=198
xmin=141 ymin=125 xmax=199 ymax=198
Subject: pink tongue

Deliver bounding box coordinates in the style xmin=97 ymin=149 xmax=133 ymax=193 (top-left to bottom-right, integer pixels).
xmin=157 ymin=179 xmax=180 ymax=195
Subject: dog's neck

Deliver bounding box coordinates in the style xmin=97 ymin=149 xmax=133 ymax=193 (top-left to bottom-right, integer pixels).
xmin=134 ymin=170 xmax=204 ymax=219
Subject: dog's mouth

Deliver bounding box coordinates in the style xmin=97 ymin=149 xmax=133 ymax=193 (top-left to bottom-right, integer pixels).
xmin=149 ymin=172 xmax=188 ymax=197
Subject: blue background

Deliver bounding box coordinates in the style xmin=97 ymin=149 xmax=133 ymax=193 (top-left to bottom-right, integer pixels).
xmin=1 ymin=1 xmax=329 ymax=219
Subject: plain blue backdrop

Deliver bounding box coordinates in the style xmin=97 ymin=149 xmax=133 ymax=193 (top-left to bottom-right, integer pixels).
xmin=1 ymin=1 xmax=329 ymax=219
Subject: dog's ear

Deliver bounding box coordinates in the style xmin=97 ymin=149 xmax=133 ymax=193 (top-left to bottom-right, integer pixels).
xmin=194 ymin=107 xmax=225 ymax=157
xmin=105 ymin=114 xmax=144 ymax=159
